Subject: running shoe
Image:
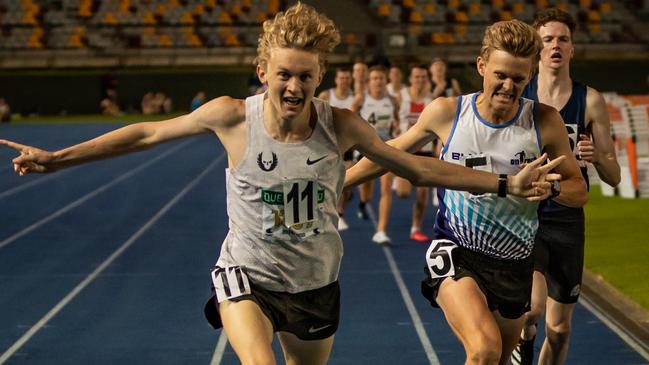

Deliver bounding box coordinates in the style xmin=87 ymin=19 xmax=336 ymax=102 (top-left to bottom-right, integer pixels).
xmin=357 ymin=204 xmax=369 ymax=220
xmin=410 ymin=230 xmax=429 ymax=242
xmin=372 ymin=231 xmax=391 ymax=245
xmin=511 ymin=335 xmax=535 ymax=365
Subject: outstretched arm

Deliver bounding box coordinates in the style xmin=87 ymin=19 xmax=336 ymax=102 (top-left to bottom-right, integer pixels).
xmin=1 ymin=96 xmax=244 ymax=175
xmin=335 ymin=100 xmax=563 ymax=200
xmin=581 ymin=87 xmax=621 ymax=186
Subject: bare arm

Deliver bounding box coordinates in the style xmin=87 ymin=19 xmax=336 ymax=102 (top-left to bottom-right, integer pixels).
xmin=539 ymin=103 xmax=589 ymax=207
xmin=1 ymin=96 xmax=244 ymax=175
xmin=451 ymin=78 xmax=462 ymax=96
xmin=338 ymin=98 xmax=563 ymax=199
xmin=581 ymin=87 xmax=621 ymax=186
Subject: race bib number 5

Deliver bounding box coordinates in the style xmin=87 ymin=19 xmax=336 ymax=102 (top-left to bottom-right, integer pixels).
xmin=425 ymin=239 xmax=458 ymax=279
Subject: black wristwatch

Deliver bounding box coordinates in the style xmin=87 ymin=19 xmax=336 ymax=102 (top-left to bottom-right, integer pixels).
xmin=497 ymin=174 xmax=508 ymax=198
xmin=550 ymin=180 xmax=561 ymax=199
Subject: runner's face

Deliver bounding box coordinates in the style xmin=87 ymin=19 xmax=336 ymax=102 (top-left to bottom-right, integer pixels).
xmin=389 ymin=67 xmax=402 ymax=84
xmin=409 ymin=68 xmax=428 ymax=91
xmin=258 ymin=48 xmax=321 ymax=120
xmin=335 ymin=71 xmax=352 ymax=91
xmin=477 ymin=50 xmax=533 ymax=114
xmin=368 ymin=70 xmax=387 ymax=95
xmin=538 ymin=21 xmax=574 ymax=71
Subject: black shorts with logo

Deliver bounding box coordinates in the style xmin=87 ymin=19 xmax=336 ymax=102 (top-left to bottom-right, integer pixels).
xmin=204 ymin=279 xmax=340 ymax=341
xmin=421 ymin=245 xmax=533 ymax=319
xmin=534 ymin=208 xmax=585 ymax=304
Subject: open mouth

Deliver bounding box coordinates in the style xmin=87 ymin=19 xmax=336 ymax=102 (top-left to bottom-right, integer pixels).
xmin=283 ymin=96 xmax=303 ymax=107
xmin=550 ymin=52 xmax=562 ymax=60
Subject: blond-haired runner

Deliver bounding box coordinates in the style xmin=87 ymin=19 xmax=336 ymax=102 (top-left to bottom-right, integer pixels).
xmin=346 ymin=20 xmax=588 ymax=365
xmin=512 ymin=8 xmax=621 ymax=365
xmin=2 ymin=5 xmax=565 ymax=364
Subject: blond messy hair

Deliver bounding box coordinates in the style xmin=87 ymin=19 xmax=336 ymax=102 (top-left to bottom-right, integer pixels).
xmin=480 ymin=19 xmax=542 ymax=71
xmin=256 ymin=2 xmax=340 ymax=77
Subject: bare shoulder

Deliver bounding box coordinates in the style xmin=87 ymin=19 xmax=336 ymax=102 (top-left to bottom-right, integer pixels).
xmin=193 ymin=96 xmax=245 ymax=131
xmin=536 ymin=102 xmax=563 ymax=127
xmin=585 ymin=86 xmax=607 ymax=117
xmin=423 ymin=96 xmax=458 ymax=121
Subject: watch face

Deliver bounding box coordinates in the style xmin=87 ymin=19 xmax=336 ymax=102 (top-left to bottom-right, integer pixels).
xmin=551 ymin=180 xmax=561 ymax=197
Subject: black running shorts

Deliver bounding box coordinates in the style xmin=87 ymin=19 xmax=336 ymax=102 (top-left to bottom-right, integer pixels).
xmin=421 ymin=245 xmax=533 ymax=319
xmin=204 ymin=279 xmax=340 ymax=341
xmin=534 ymin=208 xmax=585 ymax=304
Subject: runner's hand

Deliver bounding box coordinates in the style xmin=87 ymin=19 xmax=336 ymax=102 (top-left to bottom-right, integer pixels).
xmin=0 ymin=139 xmax=56 ymax=175
xmin=509 ymin=153 xmax=565 ymax=201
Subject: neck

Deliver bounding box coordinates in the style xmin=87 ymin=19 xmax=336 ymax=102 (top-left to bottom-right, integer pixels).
xmin=537 ymin=65 xmax=572 ymax=97
xmin=264 ymin=98 xmax=312 ymax=142
xmin=370 ymin=89 xmax=386 ymax=99
xmin=335 ymin=86 xmax=349 ymax=98
xmin=475 ymin=93 xmax=518 ymax=124
xmin=409 ymin=86 xmax=427 ymax=99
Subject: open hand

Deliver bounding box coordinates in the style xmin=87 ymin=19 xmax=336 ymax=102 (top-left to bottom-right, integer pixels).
xmin=0 ymin=139 xmax=55 ymax=175
xmin=510 ymin=153 xmax=565 ymax=201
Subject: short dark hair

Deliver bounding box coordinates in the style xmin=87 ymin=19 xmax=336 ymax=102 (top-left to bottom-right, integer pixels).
xmin=532 ymin=8 xmax=576 ymax=37
xmin=368 ymin=65 xmax=388 ymax=76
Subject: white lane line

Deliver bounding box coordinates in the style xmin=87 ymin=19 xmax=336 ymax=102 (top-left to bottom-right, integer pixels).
xmin=0 ymin=167 xmax=77 ymax=200
xmin=210 ymin=331 xmax=229 ymax=365
xmin=366 ymin=205 xmax=441 ymax=365
xmin=0 ymin=153 xmax=224 ymax=365
xmin=580 ymin=295 xmax=649 ymax=362
xmin=0 ymin=141 xmax=190 ymax=250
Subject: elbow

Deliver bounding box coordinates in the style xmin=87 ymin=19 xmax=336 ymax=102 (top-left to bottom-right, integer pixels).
xmin=604 ymin=172 xmax=621 ymax=187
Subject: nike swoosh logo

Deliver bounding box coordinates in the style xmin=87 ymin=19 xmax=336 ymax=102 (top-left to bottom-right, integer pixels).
xmin=308 ymin=324 xmax=332 ymax=333
xmin=306 ymin=155 xmax=328 ymax=165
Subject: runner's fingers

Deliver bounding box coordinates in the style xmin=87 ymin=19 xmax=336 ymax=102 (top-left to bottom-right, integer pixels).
xmin=0 ymin=139 xmax=29 ymax=153
xmin=539 ymin=155 xmax=566 ymax=173
xmin=524 ymin=153 xmax=548 ymax=169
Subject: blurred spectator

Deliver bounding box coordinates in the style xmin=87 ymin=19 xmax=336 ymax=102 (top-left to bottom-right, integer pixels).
xmin=190 ymin=91 xmax=206 ymax=111
xmin=141 ymin=92 xmax=156 ymax=115
xmin=387 ymin=65 xmax=404 ymax=97
xmin=100 ymin=89 xmax=122 ymax=116
xmin=429 ymin=58 xmax=462 ymax=98
xmin=142 ymin=92 xmax=172 ymax=114
xmin=0 ymin=98 xmax=10 ymax=122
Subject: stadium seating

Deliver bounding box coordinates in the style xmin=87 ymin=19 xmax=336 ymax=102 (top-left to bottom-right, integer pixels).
xmin=0 ymin=0 xmax=285 ymax=50
xmin=366 ymin=0 xmax=636 ymax=46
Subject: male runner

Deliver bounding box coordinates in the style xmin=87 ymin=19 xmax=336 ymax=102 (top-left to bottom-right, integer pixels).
xmin=512 ymin=8 xmax=620 ymax=365
xmin=346 ymin=19 xmax=588 ymax=364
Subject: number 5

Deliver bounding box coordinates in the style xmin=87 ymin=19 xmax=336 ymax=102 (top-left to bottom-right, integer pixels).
xmin=426 ymin=239 xmax=457 ymax=279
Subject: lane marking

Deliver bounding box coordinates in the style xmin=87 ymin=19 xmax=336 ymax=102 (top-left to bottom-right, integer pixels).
xmin=580 ymin=295 xmax=649 ymax=362
xmin=0 ymin=167 xmax=77 ymax=201
xmin=0 ymin=153 xmax=224 ymax=364
xmin=0 ymin=141 xmax=190 ymax=250
xmin=366 ymin=205 xmax=441 ymax=365
xmin=210 ymin=331 xmax=229 ymax=365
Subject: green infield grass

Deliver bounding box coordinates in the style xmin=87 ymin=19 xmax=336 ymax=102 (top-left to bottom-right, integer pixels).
xmin=585 ymin=185 xmax=649 ymax=311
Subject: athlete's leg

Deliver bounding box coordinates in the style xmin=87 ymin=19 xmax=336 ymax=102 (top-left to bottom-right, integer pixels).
xmin=358 ymin=180 xmax=373 ymax=219
xmin=377 ymin=173 xmax=394 ymax=232
xmin=412 ymin=186 xmax=429 ymax=229
xmin=493 ymin=311 xmax=525 ymax=365
xmin=219 ymin=299 xmax=276 ymax=365
xmin=523 ymin=271 xmax=547 ymax=340
xmin=278 ymin=332 xmax=334 ymax=365
xmin=395 ymin=176 xmax=412 ymax=198
xmin=538 ymin=299 xmax=576 ymax=365
xmin=436 ymin=277 xmax=502 ymax=365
